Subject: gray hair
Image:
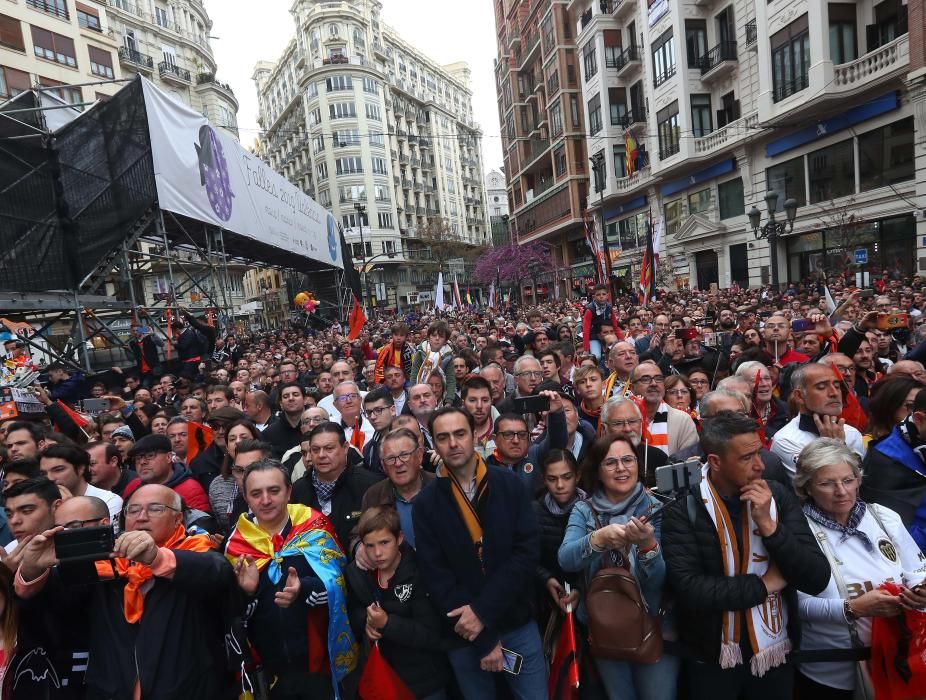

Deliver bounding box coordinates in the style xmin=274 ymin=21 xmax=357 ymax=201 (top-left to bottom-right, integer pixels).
xmin=513 ymin=355 xmax=541 ymax=374
xmin=735 ymin=361 xmax=766 ymax=379
xmin=793 ymin=438 xmax=861 ymax=502
xmin=601 ymin=396 xmax=642 ymax=424
xmin=700 ymin=388 xmax=749 ymax=416
xmin=334 ymin=380 xmax=360 ymax=395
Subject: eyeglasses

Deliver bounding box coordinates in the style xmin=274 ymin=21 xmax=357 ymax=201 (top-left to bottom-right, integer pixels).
xmin=496 ymin=430 xmax=529 ymax=441
xmin=689 ymin=379 xmax=709 ymax=387
xmin=604 ymin=418 xmax=641 ymax=429
xmin=382 ymin=448 xmax=420 ymax=466
xmin=133 ymin=451 xmax=168 ymax=462
xmin=633 ymin=375 xmax=664 ymax=385
xmin=516 ymin=370 xmax=543 ymax=378
xmin=334 ymin=393 xmax=360 ymax=403
xmin=602 ymin=455 xmax=638 ymax=470
xmin=231 ymin=466 xmax=247 ymax=476
xmin=363 ymin=406 xmax=391 ymax=418
xmin=666 ymin=389 xmax=690 ymax=397
xmin=58 ymin=517 xmax=105 ymax=529
xmin=813 ymin=477 xmax=859 ymax=492
xmin=124 ymin=503 xmax=181 ymax=517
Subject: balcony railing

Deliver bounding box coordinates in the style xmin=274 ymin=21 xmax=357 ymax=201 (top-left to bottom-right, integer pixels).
xmin=653 ymin=64 xmax=676 ymax=88
xmin=832 ymin=33 xmax=909 ymax=92
xmin=118 ymin=47 xmax=153 ymax=70
xmin=699 ymin=41 xmax=738 ymax=76
xmin=658 ymin=142 xmax=681 ymax=160
xmin=773 ymin=72 xmax=809 ymax=102
xmin=615 ymin=45 xmax=641 ymax=72
xmin=692 ymin=110 xmax=758 ymax=155
xmin=745 ymin=20 xmax=757 ymax=47
xmin=617 ymin=108 xmax=647 ymax=128
xmin=196 ymin=73 xmax=235 ymax=95
xmin=615 ymin=164 xmax=651 ymax=193
xmin=159 ymin=61 xmax=191 ymax=83
xmin=27 ymin=0 xmax=69 ymax=19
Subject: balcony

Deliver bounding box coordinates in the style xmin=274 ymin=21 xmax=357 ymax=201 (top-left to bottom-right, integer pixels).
xmin=411 ymin=157 xmax=421 ymax=167
xmin=773 ymin=72 xmax=810 ymax=103
xmin=611 ymin=0 xmax=635 ymax=21
xmin=745 ymin=20 xmax=757 ymax=49
xmin=699 ymin=41 xmax=738 ymax=80
xmin=118 ymin=46 xmax=154 ymax=72
xmin=416 ymin=207 xmax=425 ymax=215
xmin=579 ymin=8 xmax=593 ymax=31
xmin=396 ymin=130 xmax=407 ymax=140
xmin=615 ymin=45 xmax=642 ymax=77
xmin=402 ymin=178 xmax=413 ymax=189
xmin=399 ymin=153 xmax=409 ymax=164
xmin=653 ymin=64 xmax=676 ymax=88
xmin=158 ymin=61 xmax=192 ymax=85
xmin=831 ymin=33 xmax=909 ymax=95
xmin=617 ymin=108 xmax=647 ymax=128
xmin=692 ymin=110 xmax=758 ymax=157
xmin=615 ymin=165 xmax=651 ymax=193
xmin=196 ymin=73 xmax=235 ymax=98
xmin=658 ymin=142 xmax=681 ymax=160
xmin=27 ymin=0 xmax=69 ymax=19
xmin=419 ymin=138 xmax=431 ymax=148
xmin=414 ymin=182 xmax=423 ymax=192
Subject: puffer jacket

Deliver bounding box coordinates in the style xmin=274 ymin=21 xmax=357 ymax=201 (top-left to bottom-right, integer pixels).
xmin=532 ymin=497 xmax=580 ymax=593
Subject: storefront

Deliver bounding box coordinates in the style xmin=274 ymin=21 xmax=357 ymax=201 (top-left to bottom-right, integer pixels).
xmin=784 ymin=214 xmax=915 ymax=283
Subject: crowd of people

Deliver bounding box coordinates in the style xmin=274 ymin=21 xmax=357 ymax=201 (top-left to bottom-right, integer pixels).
xmin=2 ymin=273 xmax=926 ymax=699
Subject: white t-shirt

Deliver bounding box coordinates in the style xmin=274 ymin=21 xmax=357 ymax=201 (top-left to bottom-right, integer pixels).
xmin=84 ymin=483 xmax=123 ymax=522
xmin=799 ymin=504 xmax=926 ymax=689
xmin=318 ymin=390 xmax=368 ymax=423
xmin=770 ymin=415 xmax=865 ymax=473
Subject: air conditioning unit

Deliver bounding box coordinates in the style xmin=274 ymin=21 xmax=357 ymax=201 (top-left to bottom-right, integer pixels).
xmin=914 ymin=209 xmax=926 ymax=224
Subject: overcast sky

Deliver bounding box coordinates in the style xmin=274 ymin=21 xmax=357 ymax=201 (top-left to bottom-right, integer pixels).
xmin=207 ymin=0 xmax=504 ymax=175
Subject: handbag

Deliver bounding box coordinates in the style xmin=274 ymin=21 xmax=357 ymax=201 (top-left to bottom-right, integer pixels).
xmin=808 ymin=516 xmax=875 ymax=700
xmin=583 ymin=505 xmax=663 ymax=664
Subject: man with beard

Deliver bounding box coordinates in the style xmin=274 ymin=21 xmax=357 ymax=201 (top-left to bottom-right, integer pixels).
xmin=229 ymin=380 xmax=247 ymax=409
xmin=462 ymin=376 xmax=497 ymax=458
xmin=87 ymin=441 xmax=136 ymax=498
xmin=407 ymin=383 xmax=439 ymax=449
xmin=262 ymin=383 xmax=308 ymax=460
xmin=383 ymin=365 xmax=409 ymax=415
xmin=762 ymin=315 xmax=810 ymax=366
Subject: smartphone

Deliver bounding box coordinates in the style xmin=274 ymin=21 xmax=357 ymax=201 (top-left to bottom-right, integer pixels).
xmin=791 ymin=319 xmax=815 ymax=333
xmin=54 ymin=525 xmax=115 ymax=564
xmin=501 ymin=648 xmax=523 ymax=675
xmin=858 ymin=289 xmax=875 ymax=298
xmin=512 ymin=394 xmax=550 ymax=414
xmin=82 ymin=398 xmax=111 ymax=414
xmin=877 ymin=313 xmax=908 ymax=331
xmin=674 ymin=328 xmax=698 ymax=342
xmin=655 ymin=458 xmax=703 ymax=494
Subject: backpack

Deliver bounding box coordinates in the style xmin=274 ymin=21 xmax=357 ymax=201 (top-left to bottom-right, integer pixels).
xmin=584 ymin=503 xmax=663 ymax=664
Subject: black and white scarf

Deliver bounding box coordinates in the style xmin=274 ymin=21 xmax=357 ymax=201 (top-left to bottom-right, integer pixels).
xmin=803 ymin=499 xmax=873 ymax=552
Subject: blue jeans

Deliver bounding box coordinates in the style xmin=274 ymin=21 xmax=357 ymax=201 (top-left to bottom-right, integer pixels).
xmin=447 ymin=622 xmax=547 ymax=699
xmin=595 ymin=653 xmax=680 ymax=700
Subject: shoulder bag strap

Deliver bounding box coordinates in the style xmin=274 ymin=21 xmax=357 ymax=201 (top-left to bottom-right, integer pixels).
xmin=807 ymin=518 xmax=865 ymax=649
xmin=867 ymin=503 xmax=891 ymax=542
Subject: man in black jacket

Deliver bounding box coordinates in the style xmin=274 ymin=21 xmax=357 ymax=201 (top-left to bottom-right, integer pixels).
xmin=291 ymin=422 xmax=383 ymax=551
xmin=16 ymin=484 xmax=236 ymax=700
xmin=413 ymin=406 xmax=546 ymax=698
xmin=662 ymin=412 xmax=830 ymax=700
xmin=262 ymin=382 xmax=307 ymax=460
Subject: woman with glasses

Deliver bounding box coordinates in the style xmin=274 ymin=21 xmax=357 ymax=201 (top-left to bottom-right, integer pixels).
xmin=795 ymin=439 xmax=926 ymax=700
xmin=686 ymin=369 xmax=712 ymax=404
xmin=559 ymin=434 xmax=678 ymax=700
xmin=664 ymin=375 xmax=696 ymax=415
xmin=208 ymin=419 xmax=261 ymax=532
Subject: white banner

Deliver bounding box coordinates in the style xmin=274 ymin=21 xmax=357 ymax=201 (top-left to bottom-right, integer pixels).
xmin=141 ymin=78 xmax=342 ymax=269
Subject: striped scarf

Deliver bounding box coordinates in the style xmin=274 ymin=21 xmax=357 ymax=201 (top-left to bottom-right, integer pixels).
xmin=438 ymin=455 xmax=489 ymax=566
xmin=647 ymin=402 xmax=670 ymax=454
xmin=604 ymin=372 xmax=633 ymax=399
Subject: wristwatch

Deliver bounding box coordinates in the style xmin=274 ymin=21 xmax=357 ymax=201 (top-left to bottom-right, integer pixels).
xmin=844 ymin=598 xmax=859 ymax=622
xmin=638 ymin=542 xmax=660 ymax=562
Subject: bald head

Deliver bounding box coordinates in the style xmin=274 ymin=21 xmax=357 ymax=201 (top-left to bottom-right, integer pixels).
xmin=54 ymin=495 xmax=110 ymax=527
xmin=127 ymin=483 xmax=182 ymax=511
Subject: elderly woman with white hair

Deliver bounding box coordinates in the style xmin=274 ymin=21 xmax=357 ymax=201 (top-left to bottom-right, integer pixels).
xmin=794 ymin=438 xmax=926 ymax=699
xmin=735 ymin=360 xmax=791 ymax=440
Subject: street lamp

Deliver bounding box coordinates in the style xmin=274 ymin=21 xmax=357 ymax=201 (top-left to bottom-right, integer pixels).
xmin=354 ymin=202 xmax=369 ymax=315
xmin=589 ymin=153 xmax=614 ymax=298
xmin=748 ymin=190 xmax=798 ymax=290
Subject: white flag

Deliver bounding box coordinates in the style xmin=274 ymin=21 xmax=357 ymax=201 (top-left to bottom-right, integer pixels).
xmin=435 ymin=271 xmax=445 ymax=310
xmin=488 ymin=281 xmax=496 ymax=309
xmin=825 ymin=285 xmax=837 ymax=315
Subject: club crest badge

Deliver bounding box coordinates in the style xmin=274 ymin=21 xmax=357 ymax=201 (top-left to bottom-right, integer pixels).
xmin=523 ymin=462 xmax=534 ymax=474
xmin=394 ymin=583 xmax=413 ymax=603
xmin=878 ymin=538 xmax=898 ymax=563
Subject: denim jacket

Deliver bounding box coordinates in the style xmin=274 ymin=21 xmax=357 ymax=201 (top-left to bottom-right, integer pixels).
xmin=558 ymin=492 xmax=666 ymax=623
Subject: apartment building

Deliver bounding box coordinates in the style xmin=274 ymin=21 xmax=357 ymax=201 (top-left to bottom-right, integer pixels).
xmin=106 ymin=0 xmax=239 ymax=137
xmin=0 ymin=0 xmax=124 ymax=106
xmin=569 ymin=0 xmax=921 ymax=290
xmin=494 ymin=0 xmax=592 ymax=300
xmin=253 ymin=0 xmax=490 ymax=310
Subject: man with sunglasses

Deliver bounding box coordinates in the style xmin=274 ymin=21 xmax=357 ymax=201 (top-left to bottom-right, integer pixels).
xmin=16 ymin=483 xmax=234 ymax=699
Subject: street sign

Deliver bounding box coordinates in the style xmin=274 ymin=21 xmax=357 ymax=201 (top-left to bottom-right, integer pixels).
xmin=854 ymin=248 xmax=868 ymax=265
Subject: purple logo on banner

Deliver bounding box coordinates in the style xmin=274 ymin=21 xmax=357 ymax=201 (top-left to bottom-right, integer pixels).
xmin=195 ymin=125 xmax=233 ymax=221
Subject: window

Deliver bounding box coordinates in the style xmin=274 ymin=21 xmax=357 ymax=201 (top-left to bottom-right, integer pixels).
xmin=766 ymin=156 xmax=806 ymax=209
xmin=318 ymin=189 xmax=331 ymax=206
xmin=365 ymin=103 xmax=381 ymax=121
xmin=378 ymin=213 xmax=394 ymax=229
xmin=350 ymin=240 xmax=372 ymax=256
xmin=312 ymin=135 xmax=325 ymax=153
xmin=541 ymin=15 xmax=555 ymax=52
xmin=608 ymin=88 xmax=626 ymax=126
xmin=88 ymin=46 xmax=113 ymax=78
xmin=363 ymin=77 xmax=378 ymax=94
xmin=771 ymin=14 xmax=810 ymax=102
xmin=570 ymin=95 xmax=580 ymax=129
xmin=329 ymin=23 xmax=340 ymax=36
xmin=371 ymin=157 xmax=387 ymax=174
xmin=0 ymin=65 xmax=31 ymax=99
xmin=828 ymin=4 xmax=857 ymax=64
xmin=688 ymin=188 xmax=711 ymax=215
xmin=554 ymin=145 xmax=566 ymax=176
xmin=0 ymin=14 xmax=25 ymax=52
xmin=582 ymin=42 xmax=597 ymax=81
xmin=27 ymin=0 xmax=68 ymax=19
xmin=656 ymin=101 xmax=680 ymax=159
xmin=307 ymin=82 xmax=318 ymax=98
xmin=690 ymin=94 xmax=712 ymax=137
xmin=718 ymin=177 xmax=745 ymax=219
xmin=859 ymin=117 xmax=914 ymax=191
xmin=613 ymin=144 xmax=627 ymax=179
xmin=685 ymin=20 xmax=707 ymax=68
xmin=326 ymin=75 xmax=353 ymax=92
xmin=37 ymin=76 xmax=80 ymax=105
xmin=808 ymin=138 xmax=855 ymax=203
xmin=308 ymin=108 xmax=321 ymax=126
xmin=77 ymin=4 xmax=101 ymax=32
xmin=605 ymin=44 xmax=621 ymax=68
xmin=329 ymin=102 xmax=356 ymax=119
xmin=549 ymin=98 xmax=563 ymax=137
xmin=369 ymin=131 xmax=384 ymax=147
xmin=374 ymin=184 xmax=389 ymax=201
xmin=339 ymin=184 xmax=366 ymax=202
xmin=316 ymin=162 xmax=329 ymax=180
xmin=333 ymin=129 xmax=360 ymax=146
xmin=217 ymin=105 xmax=235 ymax=128
xmin=588 ymin=94 xmax=602 ymax=135
xmin=652 ymin=30 xmax=675 ymax=87
xmin=664 ymin=199 xmax=683 ymax=235
xmin=336 ymin=157 xmax=363 ymax=175
xmin=30 ymin=26 xmax=77 ymax=68
xmin=155 ymin=6 xmax=170 ymax=28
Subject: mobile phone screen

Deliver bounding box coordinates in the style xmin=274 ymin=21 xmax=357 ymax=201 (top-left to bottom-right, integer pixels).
xmin=501 ymin=648 xmax=523 ymax=675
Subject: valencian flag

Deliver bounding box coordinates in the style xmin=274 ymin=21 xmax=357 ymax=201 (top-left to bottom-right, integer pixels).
xmin=358 ymin=642 xmax=415 ymax=700
xmin=639 ymin=219 xmax=656 ymax=306
xmin=185 ymin=421 xmax=213 ymax=464
xmin=625 ymin=128 xmax=639 ymax=177
xmin=226 ymin=504 xmax=358 ymax=698
xmin=548 ymin=586 xmax=580 ymax=700
xmin=348 ymin=294 xmax=366 ymax=341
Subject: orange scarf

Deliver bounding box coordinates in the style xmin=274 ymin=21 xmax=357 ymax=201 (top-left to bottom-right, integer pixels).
xmin=96 ymin=524 xmax=213 ymax=623
xmin=439 ymin=455 xmax=489 ymax=565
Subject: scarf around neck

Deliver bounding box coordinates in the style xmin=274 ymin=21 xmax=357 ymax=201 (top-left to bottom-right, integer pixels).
xmin=416 ymin=340 xmax=449 ymax=384
xmin=439 ymin=455 xmax=489 ymax=564
xmin=544 ymin=488 xmax=588 ymax=516
xmin=589 ymin=483 xmax=646 ymax=525
xmin=803 ymin=499 xmax=873 ymax=552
